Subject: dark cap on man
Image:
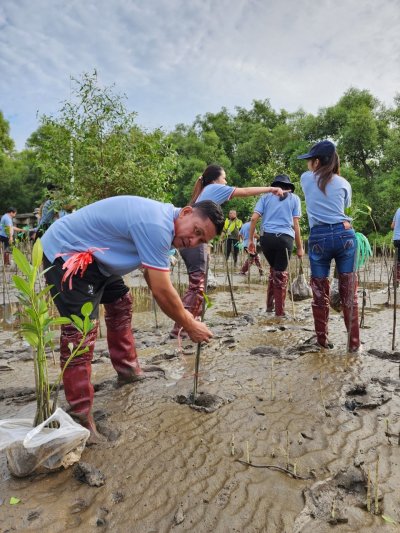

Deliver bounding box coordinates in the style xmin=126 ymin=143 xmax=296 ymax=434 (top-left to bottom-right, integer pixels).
xmin=297 ymin=140 xmax=336 ymax=161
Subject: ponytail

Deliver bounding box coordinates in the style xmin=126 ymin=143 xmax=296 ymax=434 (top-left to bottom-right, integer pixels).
xmin=190 ymin=164 xmax=225 ymax=204
xmin=314 ymin=152 xmax=340 ymax=194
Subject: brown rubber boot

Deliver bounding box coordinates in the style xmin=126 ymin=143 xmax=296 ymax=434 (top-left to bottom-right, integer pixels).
xmin=339 ymin=272 xmax=361 ymax=352
xmin=266 ymin=268 xmax=274 ymax=312
xmin=104 ymin=292 xmax=145 ymax=383
xmin=170 ymin=270 xmax=205 ymax=338
xmin=273 ymin=270 xmax=288 ymax=317
xmin=310 ymin=277 xmax=332 ymax=349
xmin=4 ymin=252 xmax=10 ymax=266
xmin=60 ymin=322 xmax=104 ymax=443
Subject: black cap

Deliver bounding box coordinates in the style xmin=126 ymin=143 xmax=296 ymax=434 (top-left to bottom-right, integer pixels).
xmin=271 ymin=174 xmax=295 ymax=192
xmin=297 ymin=140 xmax=336 ymax=161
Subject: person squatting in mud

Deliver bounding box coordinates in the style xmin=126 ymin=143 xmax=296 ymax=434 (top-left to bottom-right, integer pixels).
xmin=170 ymin=164 xmax=285 ymax=338
xmin=248 ymin=174 xmax=304 ymax=317
xmin=298 ymin=140 xmax=361 ymax=352
xmin=41 ymin=196 xmax=224 ymax=440
xmin=391 ymin=206 xmax=400 ymax=284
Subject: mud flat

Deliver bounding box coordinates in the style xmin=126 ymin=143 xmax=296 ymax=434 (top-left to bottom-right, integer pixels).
xmin=0 ymin=269 xmax=400 ymax=532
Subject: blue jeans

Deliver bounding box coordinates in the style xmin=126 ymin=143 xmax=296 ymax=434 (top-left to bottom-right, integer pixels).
xmin=308 ymin=223 xmax=356 ymax=278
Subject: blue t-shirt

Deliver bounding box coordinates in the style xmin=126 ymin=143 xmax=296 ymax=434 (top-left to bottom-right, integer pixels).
xmin=393 ymin=208 xmax=400 ymax=240
xmin=196 ymin=183 xmax=235 ymax=205
xmin=239 ymin=221 xmax=256 ymax=248
xmin=0 ymin=214 xmax=12 ymax=238
xmin=41 ymin=196 xmax=181 ymax=276
xmin=254 ymin=193 xmax=301 ymax=239
xmin=300 ymin=171 xmax=352 ymax=228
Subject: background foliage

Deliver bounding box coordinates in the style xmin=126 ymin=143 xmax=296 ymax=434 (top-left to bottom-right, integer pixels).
xmin=1 ymin=75 xmax=399 ymax=239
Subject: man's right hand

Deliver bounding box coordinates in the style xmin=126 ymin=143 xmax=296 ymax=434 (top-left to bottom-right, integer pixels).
xmin=186 ymin=318 xmax=213 ymax=343
xmin=248 ymin=242 xmax=256 ymax=254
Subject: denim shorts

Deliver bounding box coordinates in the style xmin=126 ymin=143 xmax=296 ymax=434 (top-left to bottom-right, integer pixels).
xmin=308 ymin=223 xmax=356 ymax=278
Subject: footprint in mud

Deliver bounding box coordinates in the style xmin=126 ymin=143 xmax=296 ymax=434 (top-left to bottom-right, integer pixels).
xmin=175 ymin=391 xmax=235 ymax=413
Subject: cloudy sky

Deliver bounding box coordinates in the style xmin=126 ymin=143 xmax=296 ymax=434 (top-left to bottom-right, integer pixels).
xmin=1 ymin=0 xmax=399 ymax=150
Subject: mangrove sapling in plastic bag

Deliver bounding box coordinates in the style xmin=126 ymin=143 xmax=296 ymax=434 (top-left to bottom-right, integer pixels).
xmin=3 ymin=239 xmax=96 ymax=476
xmin=289 ymin=259 xmax=312 ymax=301
xmin=0 ymin=408 xmax=90 ymax=477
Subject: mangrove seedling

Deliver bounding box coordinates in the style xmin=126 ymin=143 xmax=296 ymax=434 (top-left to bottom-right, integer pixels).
xmin=12 ymin=239 xmax=94 ymax=426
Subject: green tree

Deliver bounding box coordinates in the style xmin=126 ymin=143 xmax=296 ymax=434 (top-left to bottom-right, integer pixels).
xmin=28 ymin=71 xmax=177 ymax=207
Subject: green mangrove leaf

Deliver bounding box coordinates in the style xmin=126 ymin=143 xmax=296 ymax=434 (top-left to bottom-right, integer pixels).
xmin=37 ymin=299 xmax=47 ymax=315
xmin=44 ymin=331 xmax=55 ymax=344
xmin=25 ymin=308 xmax=37 ymax=322
xmin=76 ymin=347 xmax=89 ymax=356
xmin=50 ymin=317 xmax=72 ymax=326
xmin=12 ymin=275 xmax=31 ymax=297
xmin=9 ymin=497 xmax=21 ymax=505
xmin=12 ymin=247 xmax=32 ymax=277
xmin=70 ymin=314 xmax=84 ymax=331
xmin=81 ymin=301 xmax=93 ymax=317
xmin=203 ymin=292 xmax=213 ymax=309
xmin=20 ymin=322 xmax=39 ymax=333
xmin=23 ymin=331 xmax=39 ymax=348
xmin=382 ymin=515 xmax=397 ymax=524
xmin=32 ymin=239 xmax=43 ymax=269
xmin=37 ymin=285 xmax=54 ymax=298
xmin=83 ymin=315 xmax=91 ymax=334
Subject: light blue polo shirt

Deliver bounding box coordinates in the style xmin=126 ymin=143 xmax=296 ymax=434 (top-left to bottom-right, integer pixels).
xmin=0 ymin=214 xmax=12 ymax=238
xmin=41 ymin=196 xmax=181 ymax=276
xmin=254 ymin=193 xmax=301 ymax=238
xmin=393 ymin=208 xmax=400 ymax=240
xmin=300 ymin=171 xmax=352 ymax=228
xmin=196 ymin=184 xmax=235 ymax=205
xmin=239 ymin=221 xmax=256 ymax=248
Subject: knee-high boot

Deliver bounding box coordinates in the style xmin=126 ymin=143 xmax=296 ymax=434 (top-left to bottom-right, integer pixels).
xmin=339 ymin=272 xmax=361 ymax=352
xmin=310 ymin=277 xmax=332 ymax=348
xmin=60 ymin=322 xmax=99 ymax=436
xmin=273 ymin=270 xmax=288 ymax=316
xmin=266 ymin=268 xmax=274 ymax=312
xmin=170 ymin=270 xmax=205 ymax=338
xmin=104 ymin=292 xmax=144 ymax=382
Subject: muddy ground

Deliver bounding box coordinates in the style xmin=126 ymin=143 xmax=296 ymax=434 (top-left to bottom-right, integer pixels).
xmin=0 ymin=256 xmax=400 ymax=533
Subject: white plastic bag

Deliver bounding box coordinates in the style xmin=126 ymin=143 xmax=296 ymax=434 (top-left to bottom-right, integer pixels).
xmin=0 ymin=408 xmax=90 ymax=477
xmin=289 ymin=260 xmax=312 ymax=301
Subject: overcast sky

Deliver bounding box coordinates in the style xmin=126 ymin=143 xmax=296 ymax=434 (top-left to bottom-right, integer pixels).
xmin=1 ymin=0 xmax=399 ymax=150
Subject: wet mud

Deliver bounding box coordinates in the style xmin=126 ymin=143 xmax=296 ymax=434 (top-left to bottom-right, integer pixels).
xmin=1 ymin=261 xmax=400 ymax=532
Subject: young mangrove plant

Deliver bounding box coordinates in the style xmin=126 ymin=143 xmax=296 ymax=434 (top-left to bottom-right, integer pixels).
xmin=12 ymin=239 xmax=94 ymax=426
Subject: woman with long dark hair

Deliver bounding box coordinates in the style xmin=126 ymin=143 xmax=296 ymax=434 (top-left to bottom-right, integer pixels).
xmin=248 ymin=175 xmax=303 ymax=316
xmin=170 ymin=164 xmax=284 ymax=337
xmin=298 ymin=140 xmax=360 ymax=352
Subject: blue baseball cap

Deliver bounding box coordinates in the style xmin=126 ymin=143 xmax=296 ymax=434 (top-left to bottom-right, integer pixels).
xmin=297 ymin=140 xmax=336 ymax=161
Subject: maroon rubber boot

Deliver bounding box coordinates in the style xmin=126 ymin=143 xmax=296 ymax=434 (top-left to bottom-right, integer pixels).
xmin=170 ymin=270 xmax=205 ymax=338
xmin=273 ymin=270 xmax=288 ymax=317
xmin=266 ymin=268 xmax=274 ymax=312
xmin=339 ymin=272 xmax=361 ymax=352
xmin=310 ymin=277 xmax=332 ymax=349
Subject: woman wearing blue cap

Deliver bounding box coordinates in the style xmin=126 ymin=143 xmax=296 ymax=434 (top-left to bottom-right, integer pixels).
xmin=298 ymin=140 xmax=360 ymax=352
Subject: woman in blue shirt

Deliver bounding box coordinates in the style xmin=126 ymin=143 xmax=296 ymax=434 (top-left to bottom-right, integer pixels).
xmin=248 ymin=175 xmax=304 ymax=316
xmin=171 ymin=164 xmax=284 ymax=337
xmin=298 ymin=140 xmax=360 ymax=352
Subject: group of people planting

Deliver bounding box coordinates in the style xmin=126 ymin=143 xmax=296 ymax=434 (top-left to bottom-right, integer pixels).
xmin=3 ymin=140 xmax=399 ymax=441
